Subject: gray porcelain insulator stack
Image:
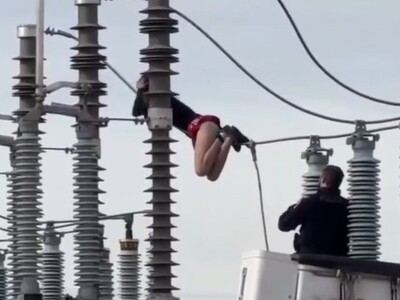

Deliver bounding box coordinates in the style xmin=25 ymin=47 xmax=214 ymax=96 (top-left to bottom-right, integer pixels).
xmin=301 ymin=137 xmax=333 ymax=198
xmin=118 ymin=239 xmax=141 ymax=300
xmin=346 ymin=127 xmax=381 ymax=260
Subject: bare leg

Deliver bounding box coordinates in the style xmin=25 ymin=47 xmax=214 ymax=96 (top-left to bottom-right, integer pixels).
xmin=193 ymin=122 xmax=223 ymax=177
xmin=206 ymin=134 xmax=232 ymax=182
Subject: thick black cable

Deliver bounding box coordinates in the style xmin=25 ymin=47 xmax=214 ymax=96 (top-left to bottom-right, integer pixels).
xmin=173 ymin=9 xmax=400 ymax=125
xmin=275 ymin=0 xmax=400 ymax=107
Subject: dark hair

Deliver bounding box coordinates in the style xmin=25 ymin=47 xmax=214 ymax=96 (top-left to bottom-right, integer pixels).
xmin=322 ymin=165 xmax=344 ymax=188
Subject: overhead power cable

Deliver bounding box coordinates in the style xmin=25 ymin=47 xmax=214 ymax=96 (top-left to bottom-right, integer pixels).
xmin=275 ymin=0 xmax=400 ymax=107
xmin=173 ymin=9 xmax=400 ymax=125
xmin=254 ymin=124 xmax=398 ymax=146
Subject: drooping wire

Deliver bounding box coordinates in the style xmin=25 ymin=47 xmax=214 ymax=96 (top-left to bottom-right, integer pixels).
xmin=249 ymin=141 xmax=269 ymax=251
xmin=45 ymin=27 xmax=138 ymax=94
xmin=173 ymin=9 xmax=400 ymax=125
xmin=275 ymin=0 xmax=400 ymax=107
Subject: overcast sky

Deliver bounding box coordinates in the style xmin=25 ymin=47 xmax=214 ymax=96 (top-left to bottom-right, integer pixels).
xmin=1 ymin=0 xmax=400 ymax=299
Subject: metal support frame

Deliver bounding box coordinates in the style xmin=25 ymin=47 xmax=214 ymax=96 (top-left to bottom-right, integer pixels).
xmin=300 ymin=136 xmax=333 ymax=197
xmin=9 ymin=23 xmax=44 ymax=298
xmin=70 ymin=0 xmax=107 ymax=293
xmin=99 ymin=225 xmax=114 ymax=300
xmin=42 ymin=223 xmax=64 ymax=300
xmin=139 ymin=0 xmax=180 ymax=297
xmin=346 ymin=121 xmax=381 ymax=260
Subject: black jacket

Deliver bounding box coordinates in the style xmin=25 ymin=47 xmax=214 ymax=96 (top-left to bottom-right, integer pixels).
xmin=278 ymin=189 xmax=349 ymax=256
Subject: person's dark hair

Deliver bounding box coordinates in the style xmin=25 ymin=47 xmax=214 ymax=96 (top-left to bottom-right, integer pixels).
xmin=322 ymin=165 xmax=344 ymax=188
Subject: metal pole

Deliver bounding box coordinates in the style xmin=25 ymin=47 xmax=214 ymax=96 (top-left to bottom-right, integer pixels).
xmin=99 ymin=225 xmax=114 ymax=300
xmin=300 ymin=136 xmax=333 ymax=197
xmin=139 ymin=0 xmax=179 ymax=298
xmin=71 ymin=0 xmax=107 ymax=293
xmin=35 ymin=0 xmax=45 ymax=105
xmin=11 ymin=24 xmax=44 ymax=298
xmin=42 ymin=224 xmax=64 ymax=300
xmin=346 ymin=121 xmax=381 ymax=260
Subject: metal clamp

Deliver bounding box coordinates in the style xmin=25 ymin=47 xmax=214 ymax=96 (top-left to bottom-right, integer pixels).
xmin=346 ymin=120 xmax=380 ymax=146
xmin=147 ymin=107 xmax=172 ymax=130
xmin=147 ymin=107 xmax=173 ymax=130
xmin=301 ymin=136 xmax=333 ymax=160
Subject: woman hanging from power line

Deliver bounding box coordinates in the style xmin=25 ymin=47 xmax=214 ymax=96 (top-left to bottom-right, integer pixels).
xmin=132 ymin=74 xmax=250 ymax=182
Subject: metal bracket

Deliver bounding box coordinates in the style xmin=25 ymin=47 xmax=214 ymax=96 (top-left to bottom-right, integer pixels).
xmin=124 ymin=214 xmax=134 ymax=227
xmin=47 ymin=102 xmax=99 ymax=125
xmin=301 ymin=135 xmax=333 ymax=160
xmin=45 ymin=27 xmax=75 ymax=40
xmin=45 ymin=102 xmax=79 ymax=117
xmin=43 ymin=222 xmax=63 ymax=244
xmin=43 ymin=81 xmax=80 ymax=94
xmin=0 ymin=135 xmax=14 ymax=148
xmin=20 ymin=106 xmax=44 ymax=123
xmin=346 ymin=120 xmax=380 ymax=146
xmin=147 ymin=107 xmax=173 ymax=130
xmin=0 ymin=114 xmax=15 ymax=122
xmin=124 ymin=214 xmax=134 ymax=240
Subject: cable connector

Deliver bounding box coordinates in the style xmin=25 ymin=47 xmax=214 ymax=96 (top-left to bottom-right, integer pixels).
xmin=0 ymin=114 xmax=15 ymax=122
xmin=99 ymin=117 xmax=146 ymax=126
xmin=247 ymin=139 xmax=269 ymax=251
xmin=41 ymin=147 xmax=75 ymax=154
xmin=346 ymin=120 xmax=380 ymax=146
xmin=45 ymin=27 xmax=78 ymax=41
xmin=248 ymin=140 xmax=257 ymax=163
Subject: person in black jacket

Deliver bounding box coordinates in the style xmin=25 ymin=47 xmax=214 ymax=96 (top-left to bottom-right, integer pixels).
xmin=278 ymin=165 xmax=348 ymax=256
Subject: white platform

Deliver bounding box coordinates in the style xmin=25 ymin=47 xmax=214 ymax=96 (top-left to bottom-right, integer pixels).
xmin=237 ymin=251 xmax=298 ymax=300
xmin=238 ymin=250 xmax=396 ymax=300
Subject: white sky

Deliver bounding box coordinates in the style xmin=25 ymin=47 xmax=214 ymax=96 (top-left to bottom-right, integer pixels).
xmin=1 ymin=0 xmax=400 ymax=299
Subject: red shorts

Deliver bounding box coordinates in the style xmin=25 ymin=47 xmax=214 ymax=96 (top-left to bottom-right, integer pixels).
xmin=187 ymin=115 xmax=221 ymax=142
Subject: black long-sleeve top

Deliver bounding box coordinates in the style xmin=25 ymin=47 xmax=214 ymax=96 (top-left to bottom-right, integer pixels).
xmin=278 ymin=189 xmax=349 ymax=256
